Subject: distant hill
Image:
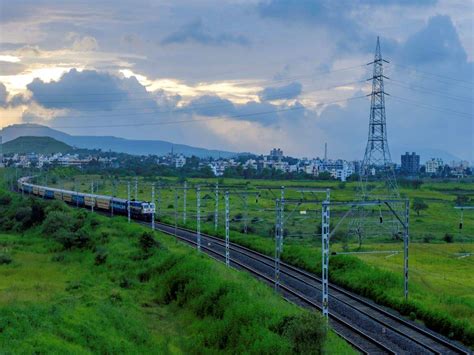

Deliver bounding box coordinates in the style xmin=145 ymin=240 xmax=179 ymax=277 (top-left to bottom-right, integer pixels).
xmin=3 ymin=136 xmax=73 ymax=155
xmin=0 ymin=124 xmax=237 ymax=158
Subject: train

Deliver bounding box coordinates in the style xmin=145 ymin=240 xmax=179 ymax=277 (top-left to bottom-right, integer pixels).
xmin=17 ymin=176 xmax=155 ymax=220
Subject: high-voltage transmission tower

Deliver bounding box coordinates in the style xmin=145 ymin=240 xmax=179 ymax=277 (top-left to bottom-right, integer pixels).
xmin=355 ymin=37 xmax=400 ymax=237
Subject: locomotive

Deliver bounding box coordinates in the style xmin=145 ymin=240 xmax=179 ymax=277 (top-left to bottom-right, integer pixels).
xmin=17 ymin=176 xmax=155 ymax=220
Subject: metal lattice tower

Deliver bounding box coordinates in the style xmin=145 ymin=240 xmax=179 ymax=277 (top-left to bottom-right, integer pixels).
xmin=353 ymin=37 xmax=400 ymax=239
xmin=360 ymin=37 xmax=399 ymax=199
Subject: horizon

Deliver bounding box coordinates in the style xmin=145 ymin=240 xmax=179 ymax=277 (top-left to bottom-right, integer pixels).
xmin=0 ymin=1 xmax=472 ymax=162
xmin=2 ymin=122 xmax=471 ymax=165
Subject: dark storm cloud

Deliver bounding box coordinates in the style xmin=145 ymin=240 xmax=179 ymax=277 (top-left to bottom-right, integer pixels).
xmin=27 ymin=69 xmax=129 ymax=111
xmin=258 ymin=0 xmax=355 ymax=29
xmin=259 ymin=82 xmax=302 ymax=101
xmin=399 ymin=15 xmax=467 ymax=64
xmin=185 ymin=94 xmax=306 ymax=126
xmin=161 ymin=19 xmax=250 ymax=47
xmin=258 ymin=0 xmax=436 ymax=22
xmin=314 ymin=14 xmax=473 ymax=161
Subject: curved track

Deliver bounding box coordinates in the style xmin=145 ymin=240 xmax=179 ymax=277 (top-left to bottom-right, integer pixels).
xmin=147 ymin=220 xmax=470 ymax=355
xmin=14 ymin=182 xmax=471 ymax=354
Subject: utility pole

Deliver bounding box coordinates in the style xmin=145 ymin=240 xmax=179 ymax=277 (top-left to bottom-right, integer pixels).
xmin=157 ymin=183 xmax=161 ymax=218
xmin=279 ymin=186 xmax=285 ymax=251
xmin=403 ymin=199 xmax=409 ymax=301
xmin=225 ymin=190 xmax=230 ymax=266
xmin=196 ymin=186 xmax=201 ymax=251
xmin=134 ymin=177 xmax=138 ymax=200
xmin=214 ymin=182 xmax=219 ymax=231
xmin=91 ymin=181 xmax=94 ymax=213
xmin=274 ymin=198 xmax=283 ymax=290
xmin=151 ymin=183 xmax=155 ymax=231
xmin=183 ymin=181 xmax=187 ymax=224
xmin=243 ymin=192 xmax=248 ymax=234
xmin=321 ymin=200 xmax=330 ymax=320
xmin=127 ymin=181 xmax=131 ymax=223
xmin=174 ymin=187 xmax=178 ymax=236
xmin=111 ymin=179 xmax=116 ymax=217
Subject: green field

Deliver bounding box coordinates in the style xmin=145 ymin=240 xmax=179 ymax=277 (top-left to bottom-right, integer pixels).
xmin=0 ymin=173 xmax=355 ymax=354
xmin=40 ymin=173 xmax=474 ymax=346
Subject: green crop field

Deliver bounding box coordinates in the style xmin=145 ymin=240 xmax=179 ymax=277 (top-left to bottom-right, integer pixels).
xmin=39 ymin=172 xmax=474 ymax=346
xmin=0 ymin=170 xmax=354 ymax=354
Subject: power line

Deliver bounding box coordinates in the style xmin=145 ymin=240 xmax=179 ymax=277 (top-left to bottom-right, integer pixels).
xmin=2 ymin=79 xmax=368 ymax=119
xmin=390 ymin=62 xmax=474 ymax=85
xmin=45 ymin=95 xmax=368 ymax=129
xmin=21 ymin=63 xmax=367 ymax=100
xmin=387 ymin=63 xmax=474 ymax=89
xmin=388 ymin=94 xmax=472 ymax=119
xmin=387 ymin=79 xmax=473 ymax=103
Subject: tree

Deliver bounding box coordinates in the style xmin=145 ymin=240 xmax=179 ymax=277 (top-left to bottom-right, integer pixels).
xmin=412 ymin=198 xmax=428 ymax=216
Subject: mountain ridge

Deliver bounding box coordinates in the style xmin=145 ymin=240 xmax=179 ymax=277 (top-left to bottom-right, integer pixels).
xmin=0 ymin=124 xmax=237 ymax=158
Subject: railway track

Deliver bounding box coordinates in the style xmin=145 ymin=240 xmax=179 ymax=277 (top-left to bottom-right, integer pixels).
xmin=13 ymin=185 xmax=471 ymax=354
xmin=144 ymin=220 xmax=470 ymax=355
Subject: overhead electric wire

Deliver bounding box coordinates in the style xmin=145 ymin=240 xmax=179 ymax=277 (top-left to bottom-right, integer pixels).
xmin=26 ymin=79 xmax=367 ymax=106
xmin=386 ymin=63 xmax=474 ymax=89
xmin=25 ymin=63 xmax=367 ymax=100
xmin=2 ymin=79 xmax=368 ymax=119
xmin=389 ymin=62 xmax=474 ymax=85
xmin=46 ymin=95 xmax=368 ymax=130
xmin=387 ymin=79 xmax=473 ymax=103
xmin=388 ymin=94 xmax=472 ymax=119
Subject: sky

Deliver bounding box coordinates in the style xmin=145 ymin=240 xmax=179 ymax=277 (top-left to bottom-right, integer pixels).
xmin=0 ymin=0 xmax=473 ymax=162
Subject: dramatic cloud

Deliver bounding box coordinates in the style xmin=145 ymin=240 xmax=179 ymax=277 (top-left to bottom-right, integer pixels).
xmin=27 ymin=69 xmax=129 ymax=111
xmin=161 ymin=19 xmax=250 ymax=46
xmin=259 ymin=82 xmax=302 ymax=101
xmin=400 ymin=15 xmax=466 ymax=64
xmin=0 ymin=1 xmax=472 ymax=161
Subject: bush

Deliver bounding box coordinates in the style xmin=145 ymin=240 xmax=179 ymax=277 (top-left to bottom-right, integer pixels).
xmin=422 ymin=235 xmax=434 ymax=243
xmin=42 ymin=211 xmax=76 ymax=236
xmin=139 ymin=232 xmax=160 ymax=257
xmin=94 ymin=247 xmax=108 ymax=265
xmin=15 ymin=206 xmax=32 ymax=225
xmin=276 ymin=313 xmax=326 ymax=354
xmin=443 ymin=233 xmax=454 ymax=243
xmin=0 ymin=193 xmax=12 ymax=205
xmin=0 ymin=253 xmax=12 ymax=265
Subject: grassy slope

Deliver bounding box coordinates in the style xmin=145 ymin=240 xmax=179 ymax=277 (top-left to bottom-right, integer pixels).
xmin=0 ymin=187 xmax=354 ymax=353
xmin=39 ymin=174 xmax=474 ymax=345
xmin=3 ymin=136 xmax=73 ymax=155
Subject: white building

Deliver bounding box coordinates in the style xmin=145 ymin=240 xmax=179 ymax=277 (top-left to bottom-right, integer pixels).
xmin=425 ymin=158 xmax=443 ymax=174
xmin=174 ymin=155 xmax=186 ymax=168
